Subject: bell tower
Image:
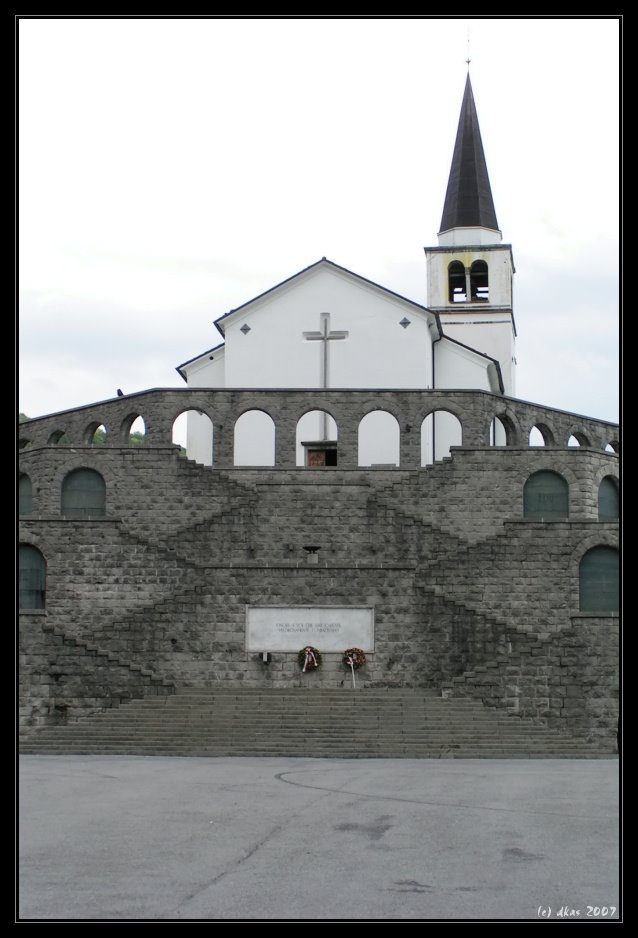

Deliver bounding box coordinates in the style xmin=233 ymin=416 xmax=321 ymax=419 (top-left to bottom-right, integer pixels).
xmin=425 ymin=73 xmax=516 ymax=395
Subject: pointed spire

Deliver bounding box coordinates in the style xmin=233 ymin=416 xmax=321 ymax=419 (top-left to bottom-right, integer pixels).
xmin=439 ymin=74 xmax=499 ymax=234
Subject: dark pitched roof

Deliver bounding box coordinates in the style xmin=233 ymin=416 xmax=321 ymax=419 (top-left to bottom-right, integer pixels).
xmin=439 ymin=74 xmax=499 ymax=233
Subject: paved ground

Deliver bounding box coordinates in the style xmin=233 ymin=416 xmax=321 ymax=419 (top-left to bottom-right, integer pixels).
xmin=18 ymin=756 xmax=620 ymax=922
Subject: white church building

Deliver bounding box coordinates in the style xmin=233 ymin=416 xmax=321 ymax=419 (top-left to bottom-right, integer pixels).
xmin=177 ymin=74 xmax=516 ymax=468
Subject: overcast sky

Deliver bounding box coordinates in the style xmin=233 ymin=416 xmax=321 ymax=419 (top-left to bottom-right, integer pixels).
xmin=18 ymin=16 xmax=620 ymax=431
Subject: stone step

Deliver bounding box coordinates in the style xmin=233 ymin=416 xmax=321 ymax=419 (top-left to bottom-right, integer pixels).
xmin=20 ymin=743 xmax=602 ymax=756
xmin=34 ymin=721 xmax=571 ymax=736
xmin=21 ymin=686 xmax=612 ymax=758
xmin=22 ymin=719 xmax=554 ymax=733
xmin=20 ymin=685 xmax=613 ymax=758
xmin=20 ymin=745 xmax=606 ymax=759
xmin=20 ymin=741 xmax=603 ymax=751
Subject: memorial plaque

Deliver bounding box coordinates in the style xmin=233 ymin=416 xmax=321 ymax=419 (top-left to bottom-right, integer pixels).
xmin=246 ymin=606 xmax=374 ymax=652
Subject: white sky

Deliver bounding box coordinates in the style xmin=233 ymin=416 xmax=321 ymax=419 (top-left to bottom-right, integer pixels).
xmin=18 ymin=16 xmax=620 ymax=429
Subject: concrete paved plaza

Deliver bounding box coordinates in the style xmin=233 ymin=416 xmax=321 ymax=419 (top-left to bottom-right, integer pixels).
xmin=18 ymin=756 xmax=620 ymax=921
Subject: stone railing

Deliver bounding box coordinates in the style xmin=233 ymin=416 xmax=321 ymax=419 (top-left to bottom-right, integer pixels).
xmin=19 ymin=388 xmax=619 ymax=470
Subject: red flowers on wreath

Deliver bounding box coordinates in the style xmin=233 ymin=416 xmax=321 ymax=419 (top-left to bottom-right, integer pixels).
xmin=343 ymin=647 xmax=366 ymax=669
xmin=298 ymin=646 xmax=322 ymax=672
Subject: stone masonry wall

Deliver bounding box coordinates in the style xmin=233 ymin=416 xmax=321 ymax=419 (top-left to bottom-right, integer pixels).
xmin=19 ymin=613 xmax=175 ymax=727
xmin=442 ymin=616 xmax=619 ymax=743
xmin=19 ymin=390 xmax=619 ymax=743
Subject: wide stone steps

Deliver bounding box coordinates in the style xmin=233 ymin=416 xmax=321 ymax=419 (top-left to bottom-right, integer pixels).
xmin=20 ymin=688 xmax=612 ymax=758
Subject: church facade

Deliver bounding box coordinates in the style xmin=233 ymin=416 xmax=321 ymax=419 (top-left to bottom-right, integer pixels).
xmin=18 ymin=77 xmax=619 ymax=749
xmin=176 ymin=76 xmax=514 ymax=468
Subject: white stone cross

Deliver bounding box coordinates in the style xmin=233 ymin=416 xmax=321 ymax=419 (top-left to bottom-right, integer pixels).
xmin=303 ymin=313 xmax=348 ymax=440
xmin=302 ymin=312 xmax=348 ymax=390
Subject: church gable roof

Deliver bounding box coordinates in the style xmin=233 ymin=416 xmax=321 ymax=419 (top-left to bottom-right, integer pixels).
xmin=439 ymin=74 xmax=499 ymax=234
xmin=212 ymin=257 xmax=439 ymax=337
xmin=176 ymin=342 xmax=225 ymax=382
xmin=438 ymin=333 xmax=504 ymax=394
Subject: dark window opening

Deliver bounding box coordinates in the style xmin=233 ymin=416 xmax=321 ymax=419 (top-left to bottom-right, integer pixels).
xmin=19 ymin=544 xmax=46 ymax=609
xmin=523 ymin=471 xmax=568 ymax=520
xmin=448 ymin=261 xmax=466 ymax=303
xmin=470 ymin=260 xmax=489 ymax=301
xmin=61 ymin=468 xmax=106 ymax=518
xmin=19 ymin=474 xmax=33 ymax=515
xmin=579 ymin=547 xmax=619 ymax=612
xmin=598 ymin=477 xmax=619 ymax=521
xmin=303 ymin=443 xmax=337 ymax=467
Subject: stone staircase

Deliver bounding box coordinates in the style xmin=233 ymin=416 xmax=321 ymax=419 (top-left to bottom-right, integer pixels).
xmin=19 ymin=688 xmax=614 ymax=758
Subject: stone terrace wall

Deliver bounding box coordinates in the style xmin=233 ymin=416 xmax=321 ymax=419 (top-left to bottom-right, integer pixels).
xmin=20 ymin=614 xmax=174 ymax=728
xmin=19 ymin=387 xmax=620 ymax=466
xmin=442 ymin=615 xmax=619 ymax=743
xmin=19 ymin=389 xmax=619 ymax=742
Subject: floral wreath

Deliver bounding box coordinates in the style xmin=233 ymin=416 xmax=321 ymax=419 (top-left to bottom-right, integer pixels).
xmin=298 ymin=646 xmax=322 ymax=672
xmin=343 ymin=647 xmax=366 ymax=669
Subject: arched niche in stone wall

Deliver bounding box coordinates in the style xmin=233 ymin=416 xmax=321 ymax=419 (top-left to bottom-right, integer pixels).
xmin=296 ymin=410 xmax=338 ymax=467
xmin=19 ymin=544 xmax=46 ymax=610
xmin=528 ymin=423 xmax=555 ymax=447
xmin=421 ymin=411 xmax=463 ymax=466
xmin=61 ymin=468 xmax=106 ymax=519
xmin=84 ymin=422 xmax=108 ymax=445
xmin=19 ymin=473 xmax=33 ymax=515
xmin=598 ymin=477 xmax=619 ymax=522
xmin=128 ymin=415 xmax=146 ymax=446
xmin=489 ymin=414 xmax=516 ymax=447
xmin=47 ymin=429 xmax=69 ymax=445
xmin=568 ymin=430 xmax=592 ymax=448
xmin=358 ymin=410 xmax=400 ymax=467
xmin=234 ymin=410 xmax=275 ymax=467
xmin=579 ymin=546 xmax=619 ymax=612
xmin=523 ymin=470 xmax=569 ymax=521
xmin=173 ymin=410 xmax=213 ymax=466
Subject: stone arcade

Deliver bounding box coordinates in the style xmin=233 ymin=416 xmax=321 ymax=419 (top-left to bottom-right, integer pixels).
xmin=18 ymin=75 xmax=619 ymax=753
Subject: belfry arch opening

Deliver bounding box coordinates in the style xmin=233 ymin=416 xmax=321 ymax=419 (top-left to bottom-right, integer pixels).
xmin=470 ymin=260 xmax=488 ymax=301
xmin=448 ymin=261 xmax=466 ymax=303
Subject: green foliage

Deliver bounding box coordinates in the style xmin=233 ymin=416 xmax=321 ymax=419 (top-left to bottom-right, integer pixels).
xmin=90 ymin=429 xmax=146 ymax=445
xmin=20 ymin=413 xmax=149 ymax=448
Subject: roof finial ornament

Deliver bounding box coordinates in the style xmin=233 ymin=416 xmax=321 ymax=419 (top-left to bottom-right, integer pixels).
xmin=466 ymin=27 xmax=471 ymax=71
